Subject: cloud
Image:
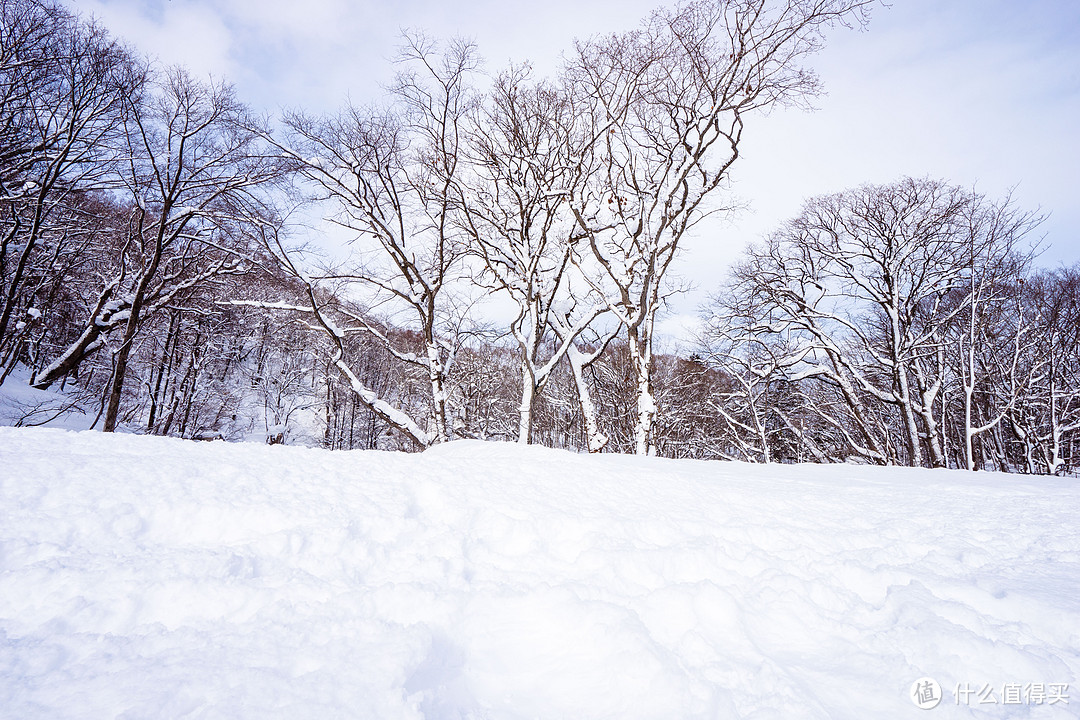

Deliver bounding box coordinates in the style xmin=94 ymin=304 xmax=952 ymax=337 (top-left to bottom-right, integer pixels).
xmin=224 ymin=0 xmax=354 ymax=43
xmin=80 ymin=0 xmax=235 ymax=79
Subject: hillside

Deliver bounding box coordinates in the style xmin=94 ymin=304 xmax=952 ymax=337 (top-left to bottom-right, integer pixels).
xmin=0 ymin=428 xmax=1077 ymax=718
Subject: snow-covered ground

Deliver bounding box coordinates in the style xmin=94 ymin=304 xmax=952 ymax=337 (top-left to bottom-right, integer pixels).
xmin=0 ymin=427 xmax=1077 ymax=719
xmin=0 ymin=369 xmax=95 ymax=433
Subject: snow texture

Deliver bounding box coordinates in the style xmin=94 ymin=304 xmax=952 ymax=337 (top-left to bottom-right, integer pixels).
xmin=0 ymin=427 xmax=1077 ymax=719
xmin=0 ymin=369 xmax=93 ymax=431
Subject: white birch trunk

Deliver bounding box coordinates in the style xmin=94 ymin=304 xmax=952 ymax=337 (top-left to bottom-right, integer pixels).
xmin=628 ymin=327 xmax=655 ymax=456
xmin=566 ymin=344 xmax=607 ymax=453
xmin=517 ymin=361 xmax=534 ymax=445
xmin=427 ymin=343 xmax=449 ymax=444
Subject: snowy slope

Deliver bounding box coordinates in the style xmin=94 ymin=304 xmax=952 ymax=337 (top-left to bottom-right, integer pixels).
xmin=0 ymin=368 xmax=95 ymax=432
xmin=0 ymin=428 xmax=1077 ymax=719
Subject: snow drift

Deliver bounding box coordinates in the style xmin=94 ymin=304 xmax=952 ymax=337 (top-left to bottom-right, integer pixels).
xmin=0 ymin=427 xmax=1077 ymax=718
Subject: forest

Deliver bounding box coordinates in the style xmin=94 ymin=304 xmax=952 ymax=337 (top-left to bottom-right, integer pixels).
xmin=2 ymin=0 xmax=1077 ymax=474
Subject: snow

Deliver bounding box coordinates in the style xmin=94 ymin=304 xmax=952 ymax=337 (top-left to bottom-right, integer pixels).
xmin=0 ymin=369 xmax=93 ymax=430
xmin=96 ymin=308 xmax=129 ymax=326
xmin=0 ymin=428 xmax=1077 ymax=719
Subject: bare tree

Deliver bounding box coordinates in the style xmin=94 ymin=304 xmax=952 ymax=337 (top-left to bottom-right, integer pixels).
xmin=948 ymin=197 xmax=1040 ymax=470
xmin=266 ymin=34 xmax=478 ymax=448
xmin=719 ymin=178 xmax=1040 ymax=467
xmin=1009 ymin=266 xmax=1080 ymax=474
xmin=458 ymin=65 xmax=615 ymax=445
xmin=0 ymin=0 xmax=137 ymax=381
xmin=699 ymin=288 xmax=789 ymax=462
xmin=565 ymin=0 xmax=871 ymax=454
xmin=87 ymin=68 xmax=279 ymax=431
xmin=554 ymin=322 xmax=618 ymax=452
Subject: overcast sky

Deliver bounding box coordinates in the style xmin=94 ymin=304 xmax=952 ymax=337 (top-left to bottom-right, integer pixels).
xmin=74 ymin=0 xmax=1080 ymax=342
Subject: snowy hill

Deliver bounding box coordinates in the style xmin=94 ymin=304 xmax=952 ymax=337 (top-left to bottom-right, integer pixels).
xmin=0 ymin=428 xmax=1077 ymax=719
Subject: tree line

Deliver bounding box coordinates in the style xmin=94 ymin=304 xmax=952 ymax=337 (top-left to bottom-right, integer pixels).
xmin=1 ymin=0 xmax=1075 ymax=473
xmin=701 ymin=178 xmax=1079 ymax=474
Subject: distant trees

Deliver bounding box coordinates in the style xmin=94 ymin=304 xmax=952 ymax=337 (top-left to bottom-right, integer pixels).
xmin=728 ymin=179 xmax=994 ymax=466
xmin=1002 ymin=266 xmax=1080 ymax=475
xmin=701 ymin=176 xmax=1079 ymax=473
xmin=3 ymin=0 xmax=1077 ymax=474
xmin=98 ymin=69 xmax=280 ymax=431
xmin=1 ymin=0 xmax=283 ymax=436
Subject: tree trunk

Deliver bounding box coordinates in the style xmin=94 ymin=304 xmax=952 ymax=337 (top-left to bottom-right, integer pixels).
xmin=566 ymin=345 xmax=607 ymax=453
xmin=31 ymin=284 xmax=125 ymax=389
xmin=103 ymin=312 xmax=141 ymax=433
xmin=628 ymin=326 xmax=655 ymax=456
xmin=517 ymin=361 xmax=534 ymax=444
xmin=147 ymin=310 xmax=180 ymax=433
xmin=427 ymin=342 xmax=449 ymax=444
xmin=104 ymin=225 xmax=163 ymax=432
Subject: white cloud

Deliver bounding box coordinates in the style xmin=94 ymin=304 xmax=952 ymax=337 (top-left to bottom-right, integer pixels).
xmin=224 ymin=0 xmax=353 ymax=42
xmin=81 ymin=0 xmax=236 ymax=79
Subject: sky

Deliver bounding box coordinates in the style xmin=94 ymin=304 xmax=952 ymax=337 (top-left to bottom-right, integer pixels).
xmin=74 ymin=0 xmax=1080 ymax=343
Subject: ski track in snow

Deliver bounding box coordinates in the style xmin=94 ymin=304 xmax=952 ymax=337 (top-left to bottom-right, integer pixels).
xmin=0 ymin=427 xmax=1077 ymax=718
